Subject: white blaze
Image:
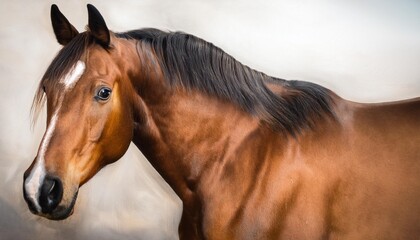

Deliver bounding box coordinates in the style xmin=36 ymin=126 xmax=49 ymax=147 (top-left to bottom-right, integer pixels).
xmin=24 ymin=61 xmax=85 ymax=212
xmin=24 ymin=108 xmax=60 ymax=212
xmin=62 ymin=60 xmax=86 ymax=89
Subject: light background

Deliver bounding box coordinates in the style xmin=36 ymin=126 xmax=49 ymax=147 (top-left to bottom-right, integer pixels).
xmin=1 ymin=0 xmax=420 ymax=239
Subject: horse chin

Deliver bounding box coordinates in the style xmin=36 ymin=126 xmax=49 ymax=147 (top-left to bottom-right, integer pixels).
xmin=43 ymin=190 xmax=78 ymax=221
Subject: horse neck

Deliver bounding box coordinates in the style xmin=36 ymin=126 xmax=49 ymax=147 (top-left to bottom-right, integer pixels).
xmin=138 ymin=92 xmax=262 ymax=193
xmin=126 ymin=45 xmax=263 ymax=199
xmin=125 ymin=38 xmax=339 ymax=202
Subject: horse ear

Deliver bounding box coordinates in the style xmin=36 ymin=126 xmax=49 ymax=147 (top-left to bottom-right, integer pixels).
xmin=50 ymin=4 xmax=79 ymax=45
xmin=87 ymin=4 xmax=110 ymax=47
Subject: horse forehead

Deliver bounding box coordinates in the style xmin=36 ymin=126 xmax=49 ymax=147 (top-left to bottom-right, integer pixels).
xmin=86 ymin=48 xmax=116 ymax=76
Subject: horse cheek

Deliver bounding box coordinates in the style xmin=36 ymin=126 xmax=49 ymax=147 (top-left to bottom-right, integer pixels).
xmin=102 ymin=90 xmax=133 ymax=164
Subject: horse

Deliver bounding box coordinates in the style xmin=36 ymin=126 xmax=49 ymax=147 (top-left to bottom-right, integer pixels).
xmin=23 ymin=4 xmax=420 ymax=240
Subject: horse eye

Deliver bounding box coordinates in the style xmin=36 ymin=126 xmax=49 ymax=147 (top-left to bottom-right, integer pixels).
xmin=96 ymin=87 xmax=112 ymax=101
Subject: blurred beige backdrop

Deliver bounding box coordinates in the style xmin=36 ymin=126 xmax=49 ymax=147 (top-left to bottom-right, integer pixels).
xmin=1 ymin=0 xmax=420 ymax=239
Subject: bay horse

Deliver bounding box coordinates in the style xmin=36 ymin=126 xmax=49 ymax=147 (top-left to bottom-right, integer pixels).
xmin=23 ymin=4 xmax=420 ymax=240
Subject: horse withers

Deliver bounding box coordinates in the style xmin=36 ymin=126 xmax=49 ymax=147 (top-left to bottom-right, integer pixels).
xmin=23 ymin=4 xmax=420 ymax=240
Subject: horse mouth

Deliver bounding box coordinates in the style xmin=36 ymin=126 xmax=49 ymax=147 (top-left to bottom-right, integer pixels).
xmin=40 ymin=190 xmax=79 ymax=221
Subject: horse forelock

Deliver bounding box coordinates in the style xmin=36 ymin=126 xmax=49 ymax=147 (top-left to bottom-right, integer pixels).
xmin=31 ymin=32 xmax=91 ymax=125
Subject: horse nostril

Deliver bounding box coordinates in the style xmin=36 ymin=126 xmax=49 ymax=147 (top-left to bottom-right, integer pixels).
xmin=39 ymin=176 xmax=63 ymax=214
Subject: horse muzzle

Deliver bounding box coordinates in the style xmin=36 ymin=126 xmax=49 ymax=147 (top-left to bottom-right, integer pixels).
xmin=23 ymin=170 xmax=78 ymax=220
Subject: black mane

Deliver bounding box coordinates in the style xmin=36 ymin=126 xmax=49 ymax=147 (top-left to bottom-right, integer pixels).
xmin=117 ymin=29 xmax=335 ymax=134
xmin=33 ymin=28 xmax=335 ymax=134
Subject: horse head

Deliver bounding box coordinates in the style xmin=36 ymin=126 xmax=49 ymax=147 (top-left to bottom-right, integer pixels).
xmin=23 ymin=4 xmax=138 ymax=220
